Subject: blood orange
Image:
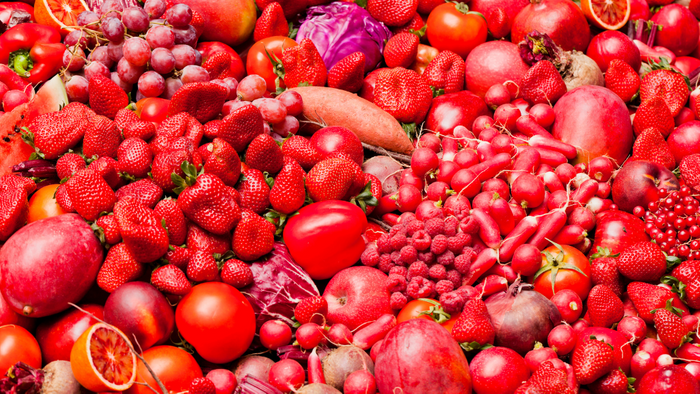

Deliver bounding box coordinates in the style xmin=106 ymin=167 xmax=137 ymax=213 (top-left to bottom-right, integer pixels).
xmin=34 ymin=0 xmax=88 ymax=33
xmin=581 ymin=0 xmax=630 ymax=30
xmin=69 ymin=323 xmax=136 ymax=392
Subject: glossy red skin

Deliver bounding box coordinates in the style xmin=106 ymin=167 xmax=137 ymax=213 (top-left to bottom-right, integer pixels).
xmin=668 ymin=121 xmax=700 ymax=163
xmin=629 ymin=0 xmax=650 ymax=20
xmin=359 ymin=68 xmax=384 ymax=103
xmin=578 ymin=327 xmax=633 ymax=374
xmin=676 ymin=107 xmax=696 ymax=127
xmin=651 ymin=4 xmax=700 ymax=57
xmin=0 ymin=292 xmax=34 ymax=331
xmin=638 ymin=365 xmax=700 ymax=394
xmin=375 ymin=319 xmax=472 ymax=393
xmin=197 ymin=41 xmax=246 ymax=81
xmin=284 ymin=201 xmax=368 ymax=280
xmin=674 ymin=57 xmax=700 ymax=76
xmin=323 ymin=266 xmax=393 ymax=331
xmin=552 ymin=85 xmax=633 ymax=166
xmin=425 ymin=91 xmax=490 ymax=135
xmin=125 ymin=346 xmax=203 ymax=394
xmin=135 ymin=97 xmax=169 ymax=124
xmin=511 ymin=0 xmax=590 ymax=51
xmin=171 ymin=0 xmax=255 ymax=46
xmin=0 ymin=214 xmax=103 ymax=318
xmin=612 ymin=161 xmax=680 ymax=213
xmin=470 ymin=347 xmax=530 ymax=394
xmin=35 ymin=304 xmax=103 ymax=364
xmin=310 ymin=126 xmax=364 ymax=165
xmin=586 ymin=31 xmax=641 ymax=72
xmin=0 ymin=325 xmax=40 ymax=373
xmin=465 ymin=41 xmax=530 ymax=98
xmin=103 ymin=282 xmax=174 ymax=351
xmin=589 ymin=210 xmax=649 ymax=257
xmin=470 ymin=0 xmax=529 ymax=33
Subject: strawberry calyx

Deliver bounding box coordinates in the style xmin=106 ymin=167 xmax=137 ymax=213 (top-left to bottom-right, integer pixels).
xmin=416 ymin=298 xmax=452 ymax=324
xmin=651 ymin=298 xmax=686 ymax=317
xmin=213 ymin=250 xmax=235 ymax=269
xmin=264 ymin=209 xmax=298 ymax=237
xmin=460 ymin=341 xmax=493 ymax=352
xmin=661 ymin=276 xmax=687 ymax=302
xmin=535 ymin=240 xmax=589 ymax=296
xmin=350 ymin=181 xmax=379 ymax=213
xmin=589 ymin=246 xmax=620 ymax=261
xmin=646 ymin=57 xmax=692 ymax=91
xmin=171 ymin=161 xmax=201 ymax=194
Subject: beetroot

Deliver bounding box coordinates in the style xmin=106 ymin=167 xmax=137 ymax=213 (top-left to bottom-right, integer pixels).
xmin=651 ymin=4 xmax=700 ymax=57
xmin=552 ymin=85 xmax=633 ymax=165
xmin=0 ymin=214 xmax=103 ymax=318
xmin=375 ymin=319 xmax=472 ymax=393
xmin=465 ymin=41 xmax=530 ymax=98
xmin=586 ymin=31 xmax=642 ymax=72
xmin=511 ymin=0 xmax=590 ymax=52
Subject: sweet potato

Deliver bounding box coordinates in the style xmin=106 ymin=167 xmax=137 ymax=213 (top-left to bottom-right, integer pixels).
xmin=290 ymin=86 xmax=414 ymax=155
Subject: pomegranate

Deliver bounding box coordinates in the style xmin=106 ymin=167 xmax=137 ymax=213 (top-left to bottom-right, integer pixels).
xmin=470 ymin=0 xmax=529 ymax=36
xmin=465 ymin=41 xmax=530 ymax=98
xmin=668 ymin=121 xmax=700 ymax=163
xmin=586 ymin=31 xmax=642 ymax=72
xmin=552 ymin=85 xmax=634 ymax=165
xmin=511 ymin=0 xmax=590 ymax=52
xmin=651 ymin=4 xmax=699 ymax=57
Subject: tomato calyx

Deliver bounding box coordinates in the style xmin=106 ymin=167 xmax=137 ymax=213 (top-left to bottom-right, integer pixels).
xmin=535 ymin=241 xmax=588 ymax=296
xmin=416 ymin=298 xmax=452 ymax=324
xmin=263 ymin=48 xmax=287 ymax=95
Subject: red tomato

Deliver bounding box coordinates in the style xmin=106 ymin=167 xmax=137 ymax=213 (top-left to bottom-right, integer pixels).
xmin=175 ymin=282 xmax=256 ymax=364
xmin=124 ymin=345 xmax=202 ymax=394
xmin=533 ymin=245 xmax=592 ymax=300
xmin=0 ymin=325 xmax=41 ymax=372
xmin=397 ymin=299 xmax=461 ymax=333
xmin=283 ymin=201 xmax=368 ymax=280
xmin=134 ymin=97 xmax=169 ymax=124
xmin=426 ymin=3 xmax=488 ymax=59
xmin=28 ymin=184 xmax=66 ymax=223
xmin=196 ymin=41 xmax=246 ymax=81
xmin=246 ymin=36 xmax=298 ymax=92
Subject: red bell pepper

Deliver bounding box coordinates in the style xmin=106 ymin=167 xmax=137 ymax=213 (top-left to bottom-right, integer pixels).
xmin=0 ymin=24 xmax=65 ymax=86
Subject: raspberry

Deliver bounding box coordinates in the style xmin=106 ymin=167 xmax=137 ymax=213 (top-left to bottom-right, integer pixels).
xmin=390 ymin=251 xmax=402 ymax=264
xmin=389 ymin=223 xmax=407 ymax=237
xmin=390 ymin=291 xmax=408 ymax=310
xmin=390 ymin=234 xmax=408 ymax=251
xmin=456 ymin=285 xmax=479 ymax=300
xmin=404 ymin=219 xmax=423 ymax=236
xmin=435 ymin=280 xmax=455 ymax=295
xmin=386 ymin=273 xmax=408 ymax=292
xmin=399 ymin=212 xmax=417 ymax=223
xmin=428 ymin=264 xmax=447 ymax=281
xmin=430 ymin=234 xmax=448 ymax=255
xmin=462 ymin=247 xmax=477 ymax=261
xmin=407 ymin=261 xmax=429 ymax=280
xmin=439 ymin=291 xmax=465 ymax=314
xmin=437 ymin=250 xmax=455 ymax=266
xmin=377 ymin=254 xmax=394 ymax=273
xmin=361 ymin=245 xmax=380 ymax=267
xmin=377 ymin=234 xmax=392 ymax=254
xmin=412 ymin=230 xmax=431 ymax=251
xmin=444 ymin=216 xmax=459 ymax=237
xmin=390 ymin=266 xmax=408 ymax=277
xmin=417 ymin=251 xmax=436 ymax=265
xmin=399 ymin=245 xmax=418 ymax=264
xmin=424 ymin=218 xmax=445 ymax=237
xmin=454 ymin=254 xmax=472 ymax=275
xmin=407 ymin=277 xmax=436 ymax=299
xmin=447 ymin=236 xmax=466 ymax=254
xmin=446 ymin=269 xmax=462 ymax=288
xmin=460 ymin=216 xmax=480 ymax=234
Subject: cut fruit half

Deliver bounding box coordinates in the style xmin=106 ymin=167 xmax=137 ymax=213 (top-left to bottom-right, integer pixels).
xmin=581 ymin=0 xmax=630 ymax=31
xmin=70 ymin=323 xmax=137 ymax=392
xmin=34 ymin=0 xmax=89 ymax=32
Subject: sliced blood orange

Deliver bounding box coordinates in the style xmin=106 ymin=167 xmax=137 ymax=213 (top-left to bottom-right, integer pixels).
xmin=34 ymin=0 xmax=89 ymax=32
xmin=581 ymin=0 xmax=630 ymax=31
xmin=70 ymin=323 xmax=137 ymax=392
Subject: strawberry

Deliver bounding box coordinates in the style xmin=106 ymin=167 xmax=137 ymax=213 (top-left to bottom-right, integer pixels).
xmin=66 ymin=168 xmax=117 ymax=222
xmin=189 ymin=377 xmax=216 ymax=394
xmin=451 ymin=298 xmax=496 ymax=351
xmin=640 ymin=61 xmax=690 ymax=117
xmin=253 ymin=2 xmax=289 ymax=42
xmin=604 ymin=59 xmax=641 ymax=103
xmin=384 ymin=32 xmax=420 ymax=69
xmin=653 ymin=299 xmax=690 ymax=349
xmin=203 ymin=120 xmax=222 ymax=141
xmin=232 ymin=210 xmax=275 ymax=261
xmin=587 ymin=369 xmax=634 ymax=394
xmin=484 ymin=7 xmax=509 ymax=40
xmin=237 ymin=169 xmax=271 ymax=214
xmin=201 ymin=138 xmax=241 ymax=187
xmin=670 ymin=259 xmax=700 ymax=309
xmin=24 ymin=103 xmax=89 ymax=160
xmin=114 ymin=197 xmax=170 ymax=263
xmin=627 ymin=281 xmax=689 ymax=324
xmin=587 ymin=285 xmax=624 ymax=328
xmin=281 ymin=135 xmax=321 ymax=171
xmin=246 ymin=134 xmax=284 ymax=174
xmin=589 ymin=247 xmax=623 ymax=297
xmin=176 ymin=170 xmax=241 ymax=235
xmin=89 ymin=157 xmax=122 ymax=190
xmin=96 ymin=243 xmax=143 ymax=293
xmin=521 ymin=60 xmax=567 ymax=105
xmin=202 ymin=52 xmax=232 ymax=80
xmin=281 ymin=39 xmax=327 ymax=88
xmin=374 ymin=67 xmax=432 ymax=124
xmin=295 ymin=296 xmax=328 ymax=325
xmin=422 ymin=50 xmax=465 ymax=95
xmin=343 ymin=160 xmax=367 ymax=200
xmin=155 ymin=198 xmax=188 ymax=246
xmin=515 ymin=360 xmax=577 ymax=394
xmin=633 ymin=96 xmax=675 ymax=137
xmin=358 ymin=173 xmax=382 ymax=215
xmin=83 ymin=115 xmax=121 ymax=159
xmin=221 ymin=259 xmax=254 ymax=288
xmin=367 ymin=0 xmax=417 ymax=26
xmin=255 ymin=0 xmax=306 ymax=19
xmin=617 ymin=241 xmax=667 ymax=282
xmin=306 ymin=157 xmax=357 ymax=202
xmin=55 ymin=183 xmax=74 ymax=213
xmin=0 ymin=176 xmax=36 ymax=196
xmin=151 ymin=148 xmax=196 ymax=193
xmin=151 ymin=264 xmax=191 ymax=295
xmin=56 ymin=153 xmax=86 ymax=180
xmin=571 ymin=335 xmax=615 ymax=385
xmin=218 ymin=104 xmax=264 ymax=152
xmin=391 ymin=12 xmax=425 ymax=35
xmin=167 ymin=82 xmax=228 ymax=123
xmin=0 ymin=180 xmax=27 ymax=241
xmin=88 ymin=74 xmax=129 ymax=119
xmin=123 ymin=119 xmax=156 ymax=141
xmin=114 ymin=179 xmax=163 ymax=209
xmin=328 ymin=52 xmax=366 ymax=93
xmin=186 ymin=223 xmax=231 ymax=254
xmin=155 ymin=113 xmax=190 ymax=140
xmin=680 ymin=154 xmax=700 ymax=193
xmin=269 ymin=157 xmax=306 ymax=215
xmin=115 ymin=108 xmax=140 ymax=131
xmin=164 ymin=245 xmax=191 ymax=269
xmin=629 ymin=127 xmax=676 ymax=170
xmin=117 ymin=138 xmax=153 ymax=179
xmin=186 ymin=250 xmax=219 ymax=282
xmin=94 ymin=214 xmax=122 ymax=245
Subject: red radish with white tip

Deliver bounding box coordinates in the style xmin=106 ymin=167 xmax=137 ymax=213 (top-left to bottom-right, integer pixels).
xmin=588 ymin=156 xmax=614 ymax=182
xmin=469 ymin=153 xmax=512 ymax=182
xmin=396 ymin=185 xmax=423 ymax=213
xmin=473 ymin=115 xmax=495 ymax=136
xmin=326 ymin=324 xmax=353 ymax=345
xmin=616 ymin=316 xmax=646 ymax=345
xmin=260 ymin=320 xmax=292 ymax=350
xmin=550 ymin=289 xmax=583 ymax=324
xmin=516 ymin=114 xmax=552 ymax=138
xmin=490 ymin=196 xmax=515 ymax=235
xmin=512 ymin=173 xmax=545 ymax=208
xmin=631 ymin=351 xmax=656 ymax=381
xmin=476 ymin=141 xmax=497 ymax=161
xmin=399 ymin=168 xmax=424 ymax=189
xmin=344 ymin=369 xmax=377 ymax=394
xmin=417 ymin=133 xmax=441 ymax=152
xmin=567 ymin=207 xmax=595 ymax=231
xmin=482 ymin=178 xmax=510 ymax=199
xmin=437 ymin=160 xmax=461 ymax=184
xmin=485 ymin=83 xmax=512 ymax=110
xmin=524 ymin=342 xmax=558 ymax=373
xmin=498 ymin=216 xmax=539 ymax=262
xmin=269 ymin=360 xmax=305 ymax=393
xmin=529 ymin=103 xmax=555 ymax=129
xmin=410 ymin=147 xmax=440 ymax=178
xmin=552 ymin=224 xmax=587 ymax=245
xmin=451 ymin=169 xmax=481 ymax=198
xmin=494 ymin=103 xmax=520 ymax=131
xmin=507 ymin=147 xmax=541 ymax=185
xmin=454 ymin=150 xmax=479 ymax=169
xmin=547 ymin=324 xmax=577 ymax=355
xmin=296 ymin=323 xmax=325 ymax=350
xmin=491 ymin=134 xmax=514 ymax=155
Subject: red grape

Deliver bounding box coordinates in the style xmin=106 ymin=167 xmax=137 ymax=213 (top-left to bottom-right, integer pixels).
xmin=144 ymin=0 xmax=167 ymax=19
xmin=88 ymin=46 xmax=114 ymax=69
xmin=150 ymin=47 xmax=176 ymax=74
xmin=146 ymin=25 xmax=175 ymax=49
xmin=122 ymin=7 xmax=150 ymax=32
xmin=123 ymin=37 xmax=151 ymax=67
xmin=117 ymin=57 xmax=146 ymax=84
xmin=171 ymin=44 xmax=198 ymax=70
xmin=181 ymin=65 xmax=210 ymax=84
xmin=62 ymin=47 xmax=86 ymax=72
xmin=165 ymin=4 xmax=193 ymax=28
xmin=65 ymin=75 xmax=89 ymax=103
xmin=138 ymin=71 xmax=166 ymax=97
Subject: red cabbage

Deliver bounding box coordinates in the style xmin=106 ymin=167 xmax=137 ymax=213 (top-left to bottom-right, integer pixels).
xmin=296 ymin=2 xmax=392 ymax=73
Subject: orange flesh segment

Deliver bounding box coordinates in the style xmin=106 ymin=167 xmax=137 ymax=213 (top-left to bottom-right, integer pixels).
xmin=591 ymin=0 xmax=627 ymax=25
xmin=89 ymin=327 xmax=135 ymax=387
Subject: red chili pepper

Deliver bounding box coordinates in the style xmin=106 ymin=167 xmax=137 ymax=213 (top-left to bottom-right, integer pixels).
xmin=0 ymin=24 xmax=65 ymax=85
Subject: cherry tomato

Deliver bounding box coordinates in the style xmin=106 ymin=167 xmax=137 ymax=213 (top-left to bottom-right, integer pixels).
xmin=27 ymin=183 xmax=66 ymax=223
xmin=134 ymin=97 xmax=169 ymax=124
xmin=0 ymin=325 xmax=41 ymax=373
xmin=533 ymin=244 xmax=592 ymax=301
xmin=426 ymin=2 xmax=488 ymax=59
xmin=397 ymin=299 xmax=461 ymax=333
xmin=124 ymin=345 xmax=202 ymax=394
xmin=246 ymin=36 xmax=298 ymax=92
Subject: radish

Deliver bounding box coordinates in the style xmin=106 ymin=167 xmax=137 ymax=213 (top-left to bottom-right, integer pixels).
xmin=526 ymin=210 xmax=568 ymax=250
xmin=415 ymin=200 xmax=444 ymax=221
xmin=485 ymin=83 xmax=512 ymax=110
xmin=541 ymin=171 xmax=564 ymax=192
xmin=483 ymin=264 xmax=518 ymax=283
xmin=536 ymin=164 xmax=555 ymax=176
xmin=547 ymin=324 xmax=576 ymax=356
xmin=508 ymin=147 xmax=541 ymax=185
xmin=512 ymin=98 xmax=530 ymax=115
xmin=352 ymin=314 xmax=396 ymax=350
xmin=512 ymin=173 xmax=545 ymax=209
xmin=616 ymin=316 xmax=646 ymax=345
xmin=396 ymin=185 xmax=423 ymax=213
xmin=510 ymin=203 xmax=527 ymax=225
xmin=445 ymin=194 xmax=472 ymax=220
xmin=550 ymin=289 xmax=583 ymax=323
xmin=677 ymin=343 xmax=700 ymax=363
xmin=441 ymin=138 xmax=459 ymax=162
xmin=472 ymin=115 xmax=494 ymax=136
xmin=683 ymin=315 xmax=698 ymax=331
xmin=399 ymin=168 xmax=424 ymax=189
xmin=567 ymin=206 xmax=595 ymax=231
xmin=491 ymin=134 xmax=514 ymax=155
xmin=574 ymin=162 xmax=587 ymax=174
xmin=426 ymin=182 xmax=452 ymax=202
xmin=410 ymin=148 xmax=439 ymax=177
xmin=477 ymin=141 xmax=497 ymax=161
xmin=596 ymin=182 xmax=611 ymax=199
xmin=515 ymin=114 xmax=552 ymax=138
xmin=571 ymin=179 xmax=598 ymax=205
xmin=586 ymin=197 xmax=614 ymax=214
xmin=451 ymin=169 xmax=481 ymax=198
xmin=343 ymin=370 xmax=377 ymax=394
xmin=471 ymin=208 xmax=502 ymax=249
xmin=528 ymin=135 xmax=577 ymax=160
xmin=573 ymin=238 xmax=592 ymax=256
xmin=552 ymin=224 xmax=587 ymax=245
xmin=296 ymin=323 xmax=326 ymax=350
xmin=631 ymin=351 xmax=656 ymax=380
xmin=498 ymin=216 xmax=538 ymax=262
xmin=531 ymin=147 xmax=568 ymax=167
xmin=472 ymin=192 xmax=495 ymax=210
xmin=453 ymin=149 xmax=479 ymax=169
xmin=454 ymin=125 xmax=476 ymax=141
xmin=529 ymin=103 xmax=555 ymax=129
xmin=588 ymin=156 xmax=614 ymax=182
xmin=417 ymin=133 xmax=441 ymax=152
xmin=469 ymin=152 xmax=512 ymax=182
xmin=436 ymin=160 xmax=461 ymax=184
xmin=326 ymin=324 xmax=353 ymax=346
xmin=482 ymin=178 xmax=510 ymax=200
xmin=638 ymin=338 xmax=670 ymax=361
xmin=474 ymin=275 xmax=509 ymax=297
xmin=494 ymin=103 xmax=520 ymax=131
xmin=369 ymin=340 xmax=383 ymax=362
xmin=260 ymin=320 xmax=293 ymax=350
xmin=525 ymin=343 xmax=558 ymax=373
xmin=555 ymin=163 xmax=577 ymax=185
xmin=529 ymin=192 xmax=551 ymax=216
xmin=307 ymin=347 xmax=326 ymax=384
xmin=464 ymin=248 xmax=498 ymax=285
xmin=572 ymin=319 xmax=590 ymax=335
xmin=490 ymin=196 xmax=515 ymax=236
xmin=511 ymin=244 xmax=541 ymax=276
xmin=469 ymin=347 xmax=531 ymax=394
xmin=656 ymin=354 xmax=673 ymax=367
xmin=479 ymin=127 xmax=500 ymax=142
xmin=269 ymin=359 xmax=305 ymax=392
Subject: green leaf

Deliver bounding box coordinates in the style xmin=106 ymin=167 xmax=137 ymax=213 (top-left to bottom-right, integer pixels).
xmin=354 ymin=0 xmax=367 ymax=8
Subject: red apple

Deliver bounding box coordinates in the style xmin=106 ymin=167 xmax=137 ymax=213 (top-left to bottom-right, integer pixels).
xmin=589 ymin=210 xmax=650 ymax=257
xmin=668 ymin=120 xmax=700 ymax=163
xmin=322 ymin=267 xmax=393 ymax=331
xmin=35 ymin=304 xmax=104 ymax=364
xmin=612 ymin=160 xmax=680 ymax=213
xmin=175 ymin=0 xmax=256 ymax=46
xmin=0 ymin=292 xmax=34 ymax=332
